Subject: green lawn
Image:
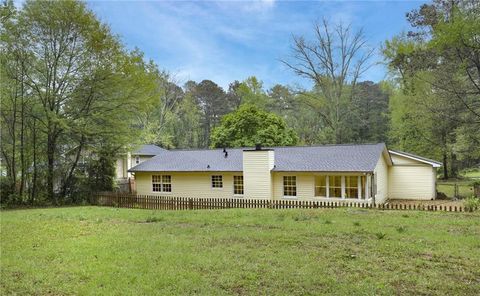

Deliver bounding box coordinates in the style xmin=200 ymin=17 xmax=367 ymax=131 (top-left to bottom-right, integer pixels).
xmin=1 ymin=207 xmax=479 ymax=295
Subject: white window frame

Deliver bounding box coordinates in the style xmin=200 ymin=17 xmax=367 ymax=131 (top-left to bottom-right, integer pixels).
xmin=315 ymin=175 xmax=369 ymax=200
xmin=152 ymin=175 xmax=172 ymax=193
xmin=344 ymin=176 xmax=359 ymax=199
xmin=314 ymin=175 xmax=328 ymax=197
xmin=211 ymin=175 xmax=223 ymax=189
xmin=233 ymin=175 xmax=244 ymax=196
xmin=283 ymin=176 xmax=297 ymax=197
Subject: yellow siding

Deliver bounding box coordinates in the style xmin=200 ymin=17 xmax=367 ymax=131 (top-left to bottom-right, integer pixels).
xmin=388 ymin=166 xmax=436 ymax=200
xmin=390 ymin=154 xmax=424 ymax=165
xmin=272 ymin=172 xmax=314 ymax=200
xmin=374 ymin=155 xmax=389 ymax=204
xmin=242 ymin=150 xmax=274 ymax=199
xmin=135 ymin=172 xmax=242 ymax=198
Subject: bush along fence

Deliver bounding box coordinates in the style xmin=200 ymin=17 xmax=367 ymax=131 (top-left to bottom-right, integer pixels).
xmin=94 ymin=193 xmax=467 ymax=212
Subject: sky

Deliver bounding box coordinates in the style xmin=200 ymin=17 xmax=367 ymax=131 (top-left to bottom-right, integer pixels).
xmin=85 ymin=0 xmax=426 ymax=90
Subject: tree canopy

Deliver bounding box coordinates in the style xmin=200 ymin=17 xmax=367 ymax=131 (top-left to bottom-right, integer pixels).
xmin=210 ymin=104 xmax=299 ymax=148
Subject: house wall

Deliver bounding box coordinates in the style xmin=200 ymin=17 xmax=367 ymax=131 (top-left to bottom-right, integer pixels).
xmin=115 ymin=158 xmax=126 ymax=179
xmin=135 ymin=171 xmax=376 ymax=202
xmin=272 ymin=172 xmax=314 ymax=200
xmin=374 ymin=154 xmax=389 ymax=204
xmin=388 ymin=154 xmax=436 ymax=200
xmin=242 ymin=150 xmax=274 ymax=199
xmin=134 ymin=172 xmax=243 ymax=198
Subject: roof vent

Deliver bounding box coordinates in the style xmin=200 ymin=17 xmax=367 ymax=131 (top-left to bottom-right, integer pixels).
xmin=224 ymin=151 xmax=228 ymax=158
xmin=207 ymin=165 xmax=210 ymax=169
xmin=255 ymin=143 xmax=262 ymax=150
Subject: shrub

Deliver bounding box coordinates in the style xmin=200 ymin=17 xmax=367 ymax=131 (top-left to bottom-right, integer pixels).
xmin=464 ymin=196 xmax=480 ymax=212
xmin=145 ymin=216 xmax=164 ymax=223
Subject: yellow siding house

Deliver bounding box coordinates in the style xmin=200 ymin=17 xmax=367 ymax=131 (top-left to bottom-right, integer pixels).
xmin=127 ymin=143 xmax=441 ymax=204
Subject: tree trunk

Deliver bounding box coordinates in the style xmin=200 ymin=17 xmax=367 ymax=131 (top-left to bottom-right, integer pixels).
xmin=47 ymin=125 xmax=56 ymax=204
xmin=30 ymin=119 xmax=38 ymax=204
xmin=19 ymin=74 xmax=25 ymax=198
xmin=442 ymin=152 xmax=449 ymax=180
xmin=60 ymin=137 xmax=85 ymax=199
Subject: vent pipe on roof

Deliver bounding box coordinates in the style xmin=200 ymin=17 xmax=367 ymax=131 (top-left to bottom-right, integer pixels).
xmin=255 ymin=143 xmax=262 ymax=150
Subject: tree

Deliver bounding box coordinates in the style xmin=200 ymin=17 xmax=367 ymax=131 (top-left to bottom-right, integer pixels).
xmin=136 ymin=71 xmax=185 ymax=148
xmin=0 ymin=0 xmax=158 ymax=204
xmin=210 ymin=104 xmax=298 ymax=148
xmin=282 ymin=19 xmax=374 ymax=143
xmin=186 ymin=80 xmax=231 ymax=147
xmin=234 ymin=76 xmax=272 ymax=110
xmin=348 ymin=81 xmax=390 ymax=143
xmin=383 ymin=0 xmax=480 ymax=176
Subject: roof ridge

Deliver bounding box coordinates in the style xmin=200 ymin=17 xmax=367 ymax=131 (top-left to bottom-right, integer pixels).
xmin=168 ymin=143 xmax=385 ymax=152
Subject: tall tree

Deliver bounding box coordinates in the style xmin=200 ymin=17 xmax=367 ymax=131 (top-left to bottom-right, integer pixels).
xmin=348 ymin=81 xmax=390 ymax=143
xmin=186 ymin=80 xmax=231 ymax=147
xmin=282 ymin=19 xmax=374 ymax=143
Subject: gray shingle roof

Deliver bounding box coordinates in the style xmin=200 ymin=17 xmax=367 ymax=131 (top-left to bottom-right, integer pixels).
xmin=132 ymin=144 xmax=167 ymax=156
xmin=129 ymin=143 xmax=387 ymax=173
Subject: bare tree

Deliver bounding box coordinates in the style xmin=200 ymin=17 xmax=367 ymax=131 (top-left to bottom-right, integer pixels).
xmin=282 ymin=19 xmax=374 ymax=143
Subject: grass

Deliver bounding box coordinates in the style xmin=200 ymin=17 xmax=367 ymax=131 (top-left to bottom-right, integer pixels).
xmin=1 ymin=207 xmax=480 ymax=295
xmin=437 ymin=179 xmax=474 ymax=198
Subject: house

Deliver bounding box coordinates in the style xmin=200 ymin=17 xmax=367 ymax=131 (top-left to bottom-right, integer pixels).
xmin=127 ymin=143 xmax=442 ymax=204
xmin=115 ymin=144 xmax=167 ymax=180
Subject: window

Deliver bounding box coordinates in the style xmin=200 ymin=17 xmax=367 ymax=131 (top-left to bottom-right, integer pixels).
xmin=211 ymin=175 xmax=223 ymax=188
xmin=152 ymin=175 xmax=171 ymax=192
xmin=315 ymin=176 xmax=327 ymax=197
xmin=135 ymin=156 xmax=140 ymax=164
xmin=329 ymin=176 xmax=342 ymax=198
xmin=283 ymin=176 xmax=297 ymax=197
xmin=345 ymin=176 xmax=358 ymax=198
xmin=233 ymin=176 xmax=244 ymax=195
xmin=360 ymin=176 xmax=366 ymax=199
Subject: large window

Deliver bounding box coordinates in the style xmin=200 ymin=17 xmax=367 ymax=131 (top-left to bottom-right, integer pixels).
xmin=283 ymin=176 xmax=297 ymax=197
xmin=315 ymin=176 xmax=327 ymax=197
xmin=345 ymin=176 xmax=358 ymax=198
xmin=233 ymin=176 xmax=244 ymax=195
xmin=315 ymin=175 xmax=368 ymax=199
xmin=329 ymin=176 xmax=342 ymax=198
xmin=211 ymin=175 xmax=223 ymax=188
xmin=152 ymin=175 xmax=171 ymax=192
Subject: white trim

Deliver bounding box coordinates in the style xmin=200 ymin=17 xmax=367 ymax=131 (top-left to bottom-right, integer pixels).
xmin=314 ymin=197 xmax=372 ymax=203
xmin=389 ymin=150 xmax=442 ymax=167
xmin=357 ymin=176 xmax=362 ymax=199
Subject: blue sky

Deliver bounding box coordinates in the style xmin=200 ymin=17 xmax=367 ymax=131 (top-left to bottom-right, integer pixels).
xmin=87 ymin=0 xmax=425 ymax=89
